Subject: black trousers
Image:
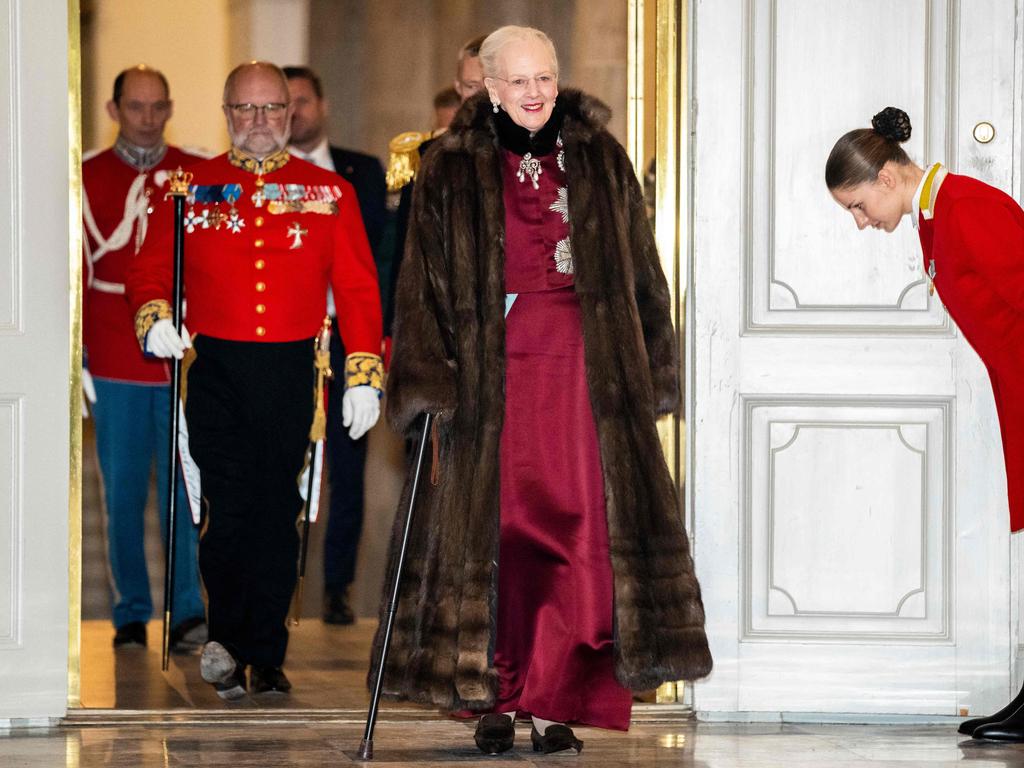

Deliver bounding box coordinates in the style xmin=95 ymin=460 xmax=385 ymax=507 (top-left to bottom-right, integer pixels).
xmin=185 ymin=335 xmax=312 ymax=668
xmin=322 ymin=323 xmax=368 ymax=593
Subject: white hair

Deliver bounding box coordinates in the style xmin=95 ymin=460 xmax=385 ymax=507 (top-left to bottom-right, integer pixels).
xmin=479 ymin=25 xmax=559 ymax=79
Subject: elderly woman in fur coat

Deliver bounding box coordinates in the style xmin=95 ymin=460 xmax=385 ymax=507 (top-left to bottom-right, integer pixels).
xmin=374 ymin=25 xmax=712 ymax=755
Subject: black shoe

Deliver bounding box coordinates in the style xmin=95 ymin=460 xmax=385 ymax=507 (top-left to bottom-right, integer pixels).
xmin=200 ymin=641 xmax=247 ymax=701
xmin=112 ymin=621 xmax=147 ymax=648
xmin=530 ymin=724 xmax=583 ymax=754
xmin=474 ymin=713 xmax=515 ymax=754
xmin=250 ymin=666 xmax=292 ymax=694
xmin=169 ymin=617 xmax=208 ymax=655
xmin=323 ymin=589 xmax=355 ymax=625
xmin=973 ymin=702 xmax=1024 ymax=742
xmin=960 ymin=683 xmax=1024 ymax=735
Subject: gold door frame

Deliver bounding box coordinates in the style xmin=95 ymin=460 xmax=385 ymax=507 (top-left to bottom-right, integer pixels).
xmin=67 ymin=0 xmax=84 ymax=709
xmin=65 ymin=0 xmax=689 ymax=710
xmin=628 ymin=0 xmax=690 ymax=706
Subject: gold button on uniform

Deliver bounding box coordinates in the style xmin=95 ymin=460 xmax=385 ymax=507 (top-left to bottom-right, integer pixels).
xmin=256 ymin=304 xmax=266 ymax=314
xmin=256 ymin=281 xmax=266 ymax=292
xmin=255 ymin=259 xmax=265 ymax=270
xmin=254 ymin=216 xmax=264 ymax=227
xmin=256 ymin=326 xmax=266 ymax=337
xmin=255 ymin=238 xmax=265 ymax=248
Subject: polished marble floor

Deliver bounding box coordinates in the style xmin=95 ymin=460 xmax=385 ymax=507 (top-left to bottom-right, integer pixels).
xmin=5 ymin=719 xmax=1024 ymax=767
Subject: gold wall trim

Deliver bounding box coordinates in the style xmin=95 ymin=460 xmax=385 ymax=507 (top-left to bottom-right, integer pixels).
xmin=651 ymin=0 xmax=688 ymax=706
xmin=626 ymin=0 xmax=645 ymax=174
xmin=67 ymin=0 xmax=83 ymax=710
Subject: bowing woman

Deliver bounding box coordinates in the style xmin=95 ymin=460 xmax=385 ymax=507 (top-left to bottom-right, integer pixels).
xmin=373 ymin=24 xmax=713 ymax=756
xmin=827 ymin=107 xmax=1024 ymax=742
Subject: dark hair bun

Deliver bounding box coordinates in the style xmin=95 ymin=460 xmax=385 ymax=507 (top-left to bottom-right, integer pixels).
xmin=871 ymin=107 xmax=912 ymax=143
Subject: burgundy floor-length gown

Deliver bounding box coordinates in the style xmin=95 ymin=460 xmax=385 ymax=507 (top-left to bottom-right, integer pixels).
xmin=489 ymin=131 xmax=632 ymax=730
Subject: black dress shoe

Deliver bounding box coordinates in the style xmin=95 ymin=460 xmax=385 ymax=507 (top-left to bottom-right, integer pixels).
xmin=474 ymin=713 xmax=515 ymax=754
xmin=169 ymin=617 xmax=207 ymax=655
xmin=112 ymin=621 xmax=147 ymax=648
xmin=323 ymin=589 xmax=355 ymax=625
xmin=250 ymin=666 xmax=292 ymax=694
xmin=973 ymin=702 xmax=1024 ymax=742
xmin=530 ymin=723 xmax=583 ymax=754
xmin=960 ymin=683 xmax=1024 ymax=735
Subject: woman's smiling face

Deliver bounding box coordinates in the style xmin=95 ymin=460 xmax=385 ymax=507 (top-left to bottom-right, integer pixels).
xmin=487 ymin=37 xmax=558 ymax=132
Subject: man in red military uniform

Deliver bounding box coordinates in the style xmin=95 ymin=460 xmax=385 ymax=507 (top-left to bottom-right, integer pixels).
xmin=83 ymin=65 xmax=206 ymax=652
xmin=126 ymin=62 xmax=383 ymax=699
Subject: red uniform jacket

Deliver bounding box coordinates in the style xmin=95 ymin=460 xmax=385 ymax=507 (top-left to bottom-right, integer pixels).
xmin=918 ymin=169 xmax=1024 ymax=531
xmin=83 ymin=146 xmax=201 ymax=383
xmin=126 ymin=151 xmax=382 ymax=360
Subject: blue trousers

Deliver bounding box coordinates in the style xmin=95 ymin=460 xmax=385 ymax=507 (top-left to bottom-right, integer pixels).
xmin=91 ymin=377 xmax=205 ymax=629
xmin=322 ymin=327 xmax=368 ymax=593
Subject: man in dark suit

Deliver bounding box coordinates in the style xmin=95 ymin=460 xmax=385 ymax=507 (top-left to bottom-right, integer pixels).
xmin=386 ymin=35 xmax=485 ymax=340
xmin=284 ymin=65 xmax=387 ymax=626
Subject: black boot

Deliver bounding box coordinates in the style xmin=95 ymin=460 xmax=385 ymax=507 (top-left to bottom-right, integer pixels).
xmin=960 ymin=682 xmax=1024 ymax=736
xmin=973 ymin=701 xmax=1024 ymax=742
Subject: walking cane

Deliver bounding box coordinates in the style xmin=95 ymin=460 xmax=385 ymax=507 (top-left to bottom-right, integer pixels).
xmin=358 ymin=410 xmax=435 ymax=761
xmin=161 ymin=168 xmax=191 ymax=671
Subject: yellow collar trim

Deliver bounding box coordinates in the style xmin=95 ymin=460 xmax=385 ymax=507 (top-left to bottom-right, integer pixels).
xmin=918 ymin=163 xmax=947 ymax=221
xmin=228 ymin=147 xmax=291 ymax=175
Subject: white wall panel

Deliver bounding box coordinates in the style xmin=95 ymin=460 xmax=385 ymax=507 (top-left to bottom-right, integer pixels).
xmin=744 ymin=0 xmax=953 ymax=333
xmin=0 ymin=0 xmax=17 ymax=332
xmin=744 ymin=398 xmax=950 ymax=641
xmin=0 ymin=400 xmax=17 ymax=646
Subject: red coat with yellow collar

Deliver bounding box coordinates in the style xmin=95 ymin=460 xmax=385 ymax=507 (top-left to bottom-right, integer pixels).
xmin=918 ymin=169 xmax=1024 ymax=531
xmin=126 ymin=150 xmax=382 ymax=362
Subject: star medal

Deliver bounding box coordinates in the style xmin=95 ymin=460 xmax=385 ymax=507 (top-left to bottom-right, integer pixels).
xmin=184 ymin=208 xmax=209 ymax=233
xmin=207 ymin=205 xmax=229 ymax=230
xmin=227 ymin=207 xmax=245 ymax=234
xmin=287 ymin=221 xmax=308 ymax=249
xmin=927 ymin=258 xmax=936 ymax=296
xmin=252 ymin=176 xmax=266 ymax=208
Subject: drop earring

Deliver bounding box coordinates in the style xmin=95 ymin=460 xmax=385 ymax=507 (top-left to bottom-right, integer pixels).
xmin=492 ymin=101 xmax=500 ymax=114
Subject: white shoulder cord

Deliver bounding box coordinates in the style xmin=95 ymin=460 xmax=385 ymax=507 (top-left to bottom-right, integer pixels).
xmin=82 ymin=172 xmax=151 ymax=268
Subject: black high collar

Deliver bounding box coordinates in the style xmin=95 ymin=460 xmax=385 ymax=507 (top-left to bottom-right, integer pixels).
xmin=493 ymin=101 xmax=564 ymax=157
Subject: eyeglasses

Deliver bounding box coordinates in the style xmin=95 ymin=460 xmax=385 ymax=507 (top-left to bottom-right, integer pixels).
xmin=225 ymin=102 xmax=289 ymax=119
xmin=491 ymin=74 xmax=557 ymax=92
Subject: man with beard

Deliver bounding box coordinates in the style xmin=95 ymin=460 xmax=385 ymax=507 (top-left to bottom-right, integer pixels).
xmin=126 ymin=61 xmax=383 ymax=699
xmin=283 ymin=65 xmax=386 ymax=627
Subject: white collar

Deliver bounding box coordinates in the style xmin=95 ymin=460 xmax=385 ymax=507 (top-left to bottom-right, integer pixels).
xmin=911 ymin=163 xmax=946 ymax=229
xmin=289 ymin=137 xmax=334 ymax=172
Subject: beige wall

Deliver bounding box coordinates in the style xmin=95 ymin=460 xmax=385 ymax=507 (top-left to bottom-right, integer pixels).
xmin=83 ymin=0 xmax=311 ymax=155
xmin=84 ymin=0 xmax=234 ymax=155
xmin=309 ymin=0 xmax=628 ymax=162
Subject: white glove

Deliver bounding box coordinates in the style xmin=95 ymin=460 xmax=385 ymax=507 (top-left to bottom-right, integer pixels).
xmin=81 ymin=367 xmax=97 ymax=418
xmin=342 ymin=385 xmax=380 ymax=440
xmin=145 ymin=318 xmax=191 ymax=359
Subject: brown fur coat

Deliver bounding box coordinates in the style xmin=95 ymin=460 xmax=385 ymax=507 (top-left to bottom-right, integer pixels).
xmin=373 ymin=89 xmax=712 ymax=710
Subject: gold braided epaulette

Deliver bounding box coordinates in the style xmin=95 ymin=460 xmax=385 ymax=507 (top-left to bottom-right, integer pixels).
xmin=385 ymin=131 xmax=432 ymax=193
xmin=344 ymin=352 xmax=384 ymax=392
xmin=133 ymin=299 xmax=172 ymax=350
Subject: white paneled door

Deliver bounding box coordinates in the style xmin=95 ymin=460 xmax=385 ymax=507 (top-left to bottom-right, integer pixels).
xmin=691 ymin=0 xmax=1021 ymax=717
xmin=0 ymin=1 xmax=72 ymax=720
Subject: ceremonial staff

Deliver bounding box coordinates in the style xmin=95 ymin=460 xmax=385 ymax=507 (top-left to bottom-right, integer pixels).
xmin=161 ymin=168 xmax=191 ymax=671
xmin=289 ymin=317 xmax=333 ymax=625
xmin=359 ymin=411 xmax=435 ymax=761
